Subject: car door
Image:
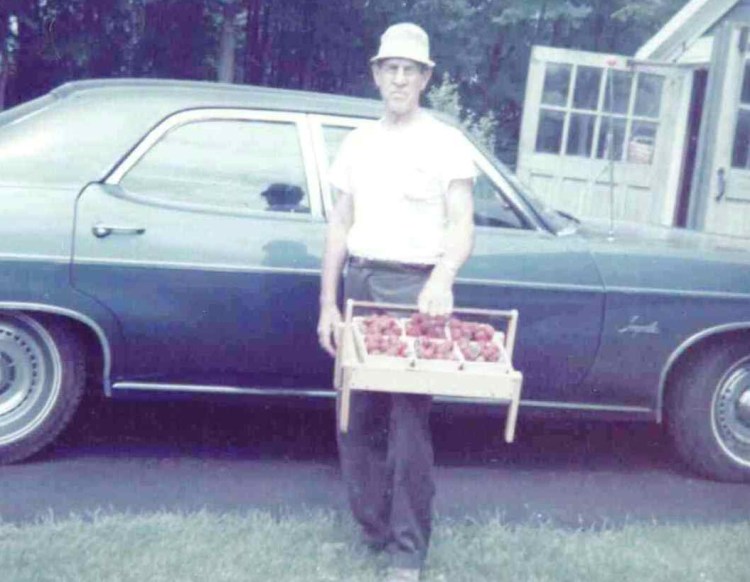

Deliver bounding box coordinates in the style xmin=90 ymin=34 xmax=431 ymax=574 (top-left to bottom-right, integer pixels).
xmin=457 ymin=165 xmax=605 ymax=405
xmin=312 ymin=114 xmax=606 ymax=407
xmin=72 ymin=109 xmax=330 ymax=389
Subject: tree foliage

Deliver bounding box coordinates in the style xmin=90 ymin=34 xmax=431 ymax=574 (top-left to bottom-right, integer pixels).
xmin=1 ymin=0 xmax=687 ymax=161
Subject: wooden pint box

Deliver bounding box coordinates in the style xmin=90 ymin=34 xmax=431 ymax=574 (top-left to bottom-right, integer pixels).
xmin=334 ymin=300 xmax=524 ymax=442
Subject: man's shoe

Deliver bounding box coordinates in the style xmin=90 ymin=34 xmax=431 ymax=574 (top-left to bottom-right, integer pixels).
xmin=384 ymin=567 xmax=420 ymax=582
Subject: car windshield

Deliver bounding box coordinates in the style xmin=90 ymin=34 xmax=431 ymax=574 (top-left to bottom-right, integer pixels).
xmin=523 ymin=190 xmax=580 ymax=234
xmin=452 ymin=118 xmax=580 ymax=236
xmin=489 ymin=155 xmax=580 ymax=235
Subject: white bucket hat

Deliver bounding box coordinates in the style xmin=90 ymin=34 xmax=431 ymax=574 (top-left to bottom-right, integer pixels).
xmin=370 ymin=23 xmax=435 ymax=68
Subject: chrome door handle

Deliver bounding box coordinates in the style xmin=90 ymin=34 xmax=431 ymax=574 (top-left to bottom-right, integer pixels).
xmin=92 ymin=224 xmax=146 ymax=238
xmin=716 ymin=168 xmax=726 ymax=202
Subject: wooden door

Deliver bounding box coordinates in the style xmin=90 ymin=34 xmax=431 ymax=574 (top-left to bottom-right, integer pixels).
xmin=696 ymin=22 xmax=750 ymax=237
xmin=518 ymin=46 xmax=690 ymax=226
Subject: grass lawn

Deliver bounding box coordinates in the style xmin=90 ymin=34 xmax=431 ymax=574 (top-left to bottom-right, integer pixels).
xmin=1 ymin=509 xmax=748 ymax=582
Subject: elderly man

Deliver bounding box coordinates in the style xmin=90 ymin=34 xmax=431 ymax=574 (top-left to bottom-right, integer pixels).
xmin=317 ymin=22 xmax=476 ymax=582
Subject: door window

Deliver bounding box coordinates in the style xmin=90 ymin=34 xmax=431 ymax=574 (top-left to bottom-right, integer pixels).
xmin=472 ymin=171 xmax=528 ymax=230
xmin=121 ymin=119 xmax=311 ymax=214
xmin=322 ymin=124 xmax=528 ymax=230
xmin=732 ymin=60 xmax=750 ymax=169
xmin=535 ymin=62 xmax=665 ymax=165
xmin=322 ymin=125 xmax=353 ymax=166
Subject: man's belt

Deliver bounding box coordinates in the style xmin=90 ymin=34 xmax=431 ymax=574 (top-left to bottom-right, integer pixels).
xmin=348 ymin=255 xmax=435 ymax=273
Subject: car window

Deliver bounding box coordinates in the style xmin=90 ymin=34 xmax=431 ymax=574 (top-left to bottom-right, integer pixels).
xmin=322 ymin=125 xmax=353 ymax=166
xmin=472 ymin=170 xmax=528 ymax=230
xmin=121 ymin=119 xmax=311 ymax=214
xmin=322 ymin=122 xmax=528 ymax=230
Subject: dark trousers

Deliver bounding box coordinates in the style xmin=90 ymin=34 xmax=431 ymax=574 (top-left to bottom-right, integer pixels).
xmin=337 ymin=262 xmax=435 ymax=569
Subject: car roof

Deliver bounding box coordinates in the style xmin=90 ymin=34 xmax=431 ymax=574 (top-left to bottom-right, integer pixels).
xmin=51 ymin=78 xmax=385 ymax=119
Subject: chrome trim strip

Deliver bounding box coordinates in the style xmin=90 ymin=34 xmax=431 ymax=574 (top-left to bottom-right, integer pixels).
xmin=74 ymin=259 xmax=594 ymax=290
xmin=70 ymin=262 xmax=747 ymax=301
xmin=514 ymin=399 xmax=652 ymax=414
xmin=113 ymin=382 xmax=653 ymax=416
xmin=657 ymin=322 xmax=750 ymax=422
xmin=456 ymin=276 xmax=602 ymax=294
xmin=606 ymin=285 xmax=750 ymax=301
xmin=0 ymin=302 xmax=112 ymax=395
xmin=113 ymin=382 xmax=334 ymax=399
xmin=0 ymin=253 xmax=69 ymax=264
xmin=74 ymin=256 xmax=320 ymax=276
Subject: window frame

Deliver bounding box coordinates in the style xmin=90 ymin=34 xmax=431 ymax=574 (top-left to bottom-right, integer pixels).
xmin=732 ymin=56 xmax=750 ymax=170
xmin=536 ymin=61 xmax=665 ymax=164
xmin=308 ymin=113 xmax=372 ymax=219
xmin=104 ymin=108 xmax=323 ymax=219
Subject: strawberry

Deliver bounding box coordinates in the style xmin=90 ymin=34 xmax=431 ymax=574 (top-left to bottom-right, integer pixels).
xmin=405 ymin=323 xmax=420 ymax=337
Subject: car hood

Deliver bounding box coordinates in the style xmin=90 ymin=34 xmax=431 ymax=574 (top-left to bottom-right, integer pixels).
xmin=575 ymin=218 xmax=750 ymax=261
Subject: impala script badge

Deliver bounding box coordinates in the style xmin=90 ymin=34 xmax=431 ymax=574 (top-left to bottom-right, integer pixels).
xmin=618 ymin=316 xmax=660 ymax=335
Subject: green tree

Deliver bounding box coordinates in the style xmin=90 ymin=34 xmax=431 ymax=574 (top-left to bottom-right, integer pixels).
xmin=0 ymin=0 xmax=689 ymax=168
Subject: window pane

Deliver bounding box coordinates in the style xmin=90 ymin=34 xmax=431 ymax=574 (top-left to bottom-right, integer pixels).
xmin=603 ymin=70 xmax=633 ymax=114
xmin=122 ymin=120 xmax=310 ymax=213
xmin=322 ymin=125 xmax=354 ymax=165
xmin=732 ymin=109 xmax=750 ymax=169
xmin=573 ymin=66 xmax=602 ymax=111
xmin=596 ymin=116 xmax=627 ymax=161
xmin=741 ymin=62 xmax=750 ymax=105
xmin=535 ymin=109 xmax=565 ymax=153
xmin=634 ymin=74 xmax=664 ymax=118
xmin=542 ymin=63 xmax=572 ymax=106
xmin=472 ymin=171 xmax=526 ymax=229
xmin=627 ymin=121 xmax=658 ymax=164
xmin=566 ymin=113 xmax=596 ymax=157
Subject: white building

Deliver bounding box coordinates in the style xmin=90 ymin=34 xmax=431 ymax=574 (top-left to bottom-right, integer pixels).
xmin=516 ymin=0 xmax=750 ymax=238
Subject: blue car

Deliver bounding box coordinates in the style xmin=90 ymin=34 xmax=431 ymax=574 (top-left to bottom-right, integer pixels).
xmin=1 ymin=79 xmax=749 ymax=482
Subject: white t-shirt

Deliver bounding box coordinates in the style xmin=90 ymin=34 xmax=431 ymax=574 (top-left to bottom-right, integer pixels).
xmin=328 ymin=111 xmax=477 ymax=264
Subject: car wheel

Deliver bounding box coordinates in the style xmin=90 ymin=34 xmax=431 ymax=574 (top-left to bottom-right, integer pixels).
xmin=0 ymin=313 xmax=85 ymax=463
xmin=667 ymin=341 xmax=750 ymax=482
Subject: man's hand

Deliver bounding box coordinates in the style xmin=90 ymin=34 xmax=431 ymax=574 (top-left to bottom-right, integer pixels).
xmin=318 ymin=303 xmax=342 ymax=357
xmin=418 ymin=267 xmax=454 ymax=316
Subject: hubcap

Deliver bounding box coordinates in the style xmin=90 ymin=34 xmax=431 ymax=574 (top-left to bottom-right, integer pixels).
xmin=0 ymin=351 xmax=10 ymax=393
xmin=712 ymin=359 xmax=750 ymax=466
xmin=0 ymin=316 xmax=60 ymax=445
xmin=737 ymin=390 xmax=750 ymax=426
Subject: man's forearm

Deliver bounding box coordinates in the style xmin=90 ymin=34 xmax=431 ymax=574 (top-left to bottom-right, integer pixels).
xmin=434 ymin=218 xmax=474 ymax=282
xmin=320 ymin=222 xmax=349 ymax=306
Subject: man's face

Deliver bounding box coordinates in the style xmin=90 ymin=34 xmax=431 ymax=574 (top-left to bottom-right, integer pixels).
xmin=372 ymin=58 xmax=432 ymax=118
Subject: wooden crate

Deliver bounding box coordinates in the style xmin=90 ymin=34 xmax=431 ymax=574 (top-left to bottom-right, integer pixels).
xmin=334 ymin=300 xmax=524 ymax=443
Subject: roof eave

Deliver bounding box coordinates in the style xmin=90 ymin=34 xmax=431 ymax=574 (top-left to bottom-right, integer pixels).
xmin=635 ymin=0 xmax=737 ymax=62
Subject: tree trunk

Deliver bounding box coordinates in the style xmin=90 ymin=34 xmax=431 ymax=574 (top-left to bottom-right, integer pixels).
xmin=0 ymin=10 xmax=7 ymax=111
xmin=0 ymin=62 xmax=8 ymax=111
xmin=217 ymin=3 xmax=238 ymax=83
xmin=243 ymin=0 xmax=263 ymax=84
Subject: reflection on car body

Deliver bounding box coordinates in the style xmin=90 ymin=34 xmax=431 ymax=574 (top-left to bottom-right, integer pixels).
xmin=0 ymin=79 xmax=749 ymax=484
